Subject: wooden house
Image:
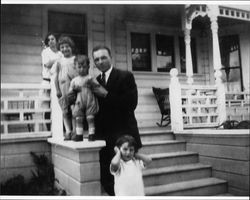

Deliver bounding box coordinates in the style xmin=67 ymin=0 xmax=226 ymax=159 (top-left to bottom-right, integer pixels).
xmin=1 ymin=4 xmax=249 ymax=196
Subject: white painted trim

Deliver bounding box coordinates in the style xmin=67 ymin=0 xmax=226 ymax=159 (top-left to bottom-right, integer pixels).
xmin=1 ymin=132 xmax=52 ymax=143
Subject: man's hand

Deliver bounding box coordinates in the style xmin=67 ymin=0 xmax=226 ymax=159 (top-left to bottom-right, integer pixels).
xmin=92 ymin=84 xmax=108 ymax=98
xmin=73 ymin=85 xmax=81 ymax=92
xmin=56 ymin=91 xmax=62 ymax=98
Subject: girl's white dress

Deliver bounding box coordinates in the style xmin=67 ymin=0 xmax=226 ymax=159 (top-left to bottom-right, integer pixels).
xmin=41 ymin=47 xmax=62 ymax=83
xmin=110 ymin=158 xmax=145 ymax=196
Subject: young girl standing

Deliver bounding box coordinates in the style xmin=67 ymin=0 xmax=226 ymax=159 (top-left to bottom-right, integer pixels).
xmin=54 ymin=36 xmax=78 ymax=140
xmin=110 ymin=135 xmax=152 ymax=196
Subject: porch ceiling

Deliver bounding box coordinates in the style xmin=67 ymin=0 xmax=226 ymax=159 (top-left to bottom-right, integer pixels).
xmin=122 ymin=5 xmax=184 ymax=27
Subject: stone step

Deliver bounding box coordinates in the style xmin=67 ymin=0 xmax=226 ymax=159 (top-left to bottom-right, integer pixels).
xmin=137 ymin=118 xmax=162 ymax=128
xmin=145 ymin=177 xmax=227 ymax=196
xmin=148 ymin=151 xmax=199 ymax=169
xmin=141 ymin=140 xmax=186 ymax=154
xmin=143 ymin=163 xmax=212 ymax=187
xmin=140 ymin=127 xmax=174 ymax=142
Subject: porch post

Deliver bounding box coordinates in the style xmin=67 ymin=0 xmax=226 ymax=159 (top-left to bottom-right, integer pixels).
xmin=50 ymin=76 xmax=64 ymax=140
xmin=170 ymin=68 xmax=183 ymax=131
xmin=208 ymin=5 xmax=226 ymax=124
xmin=184 ymin=27 xmax=194 ymax=85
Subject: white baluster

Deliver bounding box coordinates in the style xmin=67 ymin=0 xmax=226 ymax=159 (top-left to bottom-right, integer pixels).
xmin=50 ymin=77 xmax=63 ymax=140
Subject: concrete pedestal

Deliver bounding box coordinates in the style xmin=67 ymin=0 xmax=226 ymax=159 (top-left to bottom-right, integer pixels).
xmin=48 ymin=138 xmax=105 ymax=196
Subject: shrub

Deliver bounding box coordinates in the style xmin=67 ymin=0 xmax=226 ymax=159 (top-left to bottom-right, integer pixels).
xmin=0 ymin=152 xmax=66 ymax=195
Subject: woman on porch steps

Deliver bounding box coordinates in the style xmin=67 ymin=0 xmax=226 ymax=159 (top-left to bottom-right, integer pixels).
xmin=41 ymin=33 xmax=62 ymax=131
xmin=41 ymin=32 xmax=62 ymax=84
xmin=54 ymin=36 xmax=78 ymax=140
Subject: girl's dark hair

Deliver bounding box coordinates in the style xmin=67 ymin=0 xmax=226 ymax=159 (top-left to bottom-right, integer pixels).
xmin=115 ymin=135 xmax=138 ymax=153
xmin=74 ymin=55 xmax=90 ymax=66
xmin=58 ymin=35 xmax=76 ymax=53
xmin=44 ymin=32 xmax=58 ymax=46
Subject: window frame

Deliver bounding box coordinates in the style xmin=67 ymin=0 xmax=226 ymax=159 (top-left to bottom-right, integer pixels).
xmin=47 ymin=10 xmax=88 ymax=55
xmin=42 ymin=5 xmax=93 ymax=59
xmin=126 ymin=22 xmax=201 ymax=75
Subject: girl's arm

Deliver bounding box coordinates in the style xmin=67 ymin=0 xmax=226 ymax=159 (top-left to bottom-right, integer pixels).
xmin=54 ymin=62 xmax=62 ymax=98
xmin=135 ymin=152 xmax=152 ymax=166
xmin=41 ymin=48 xmax=54 ymax=69
xmin=110 ymin=147 xmax=121 ymax=173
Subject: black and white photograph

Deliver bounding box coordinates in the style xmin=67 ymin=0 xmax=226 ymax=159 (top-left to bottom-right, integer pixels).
xmin=1 ymin=1 xmax=250 ymax=199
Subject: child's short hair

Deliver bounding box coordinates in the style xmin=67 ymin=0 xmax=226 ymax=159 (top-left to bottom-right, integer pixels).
xmin=116 ymin=135 xmax=139 ymax=153
xmin=58 ymin=36 xmax=75 ymax=52
xmin=74 ymin=55 xmax=90 ymax=66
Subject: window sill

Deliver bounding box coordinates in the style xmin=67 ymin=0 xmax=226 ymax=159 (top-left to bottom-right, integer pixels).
xmin=133 ymin=71 xmax=205 ymax=78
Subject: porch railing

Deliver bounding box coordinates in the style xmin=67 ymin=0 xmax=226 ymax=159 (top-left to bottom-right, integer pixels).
xmin=181 ymin=85 xmax=219 ymax=128
xmin=1 ymin=83 xmax=52 ymax=140
xmin=226 ymin=92 xmax=250 ymax=121
xmin=169 ymin=69 xmax=225 ymax=131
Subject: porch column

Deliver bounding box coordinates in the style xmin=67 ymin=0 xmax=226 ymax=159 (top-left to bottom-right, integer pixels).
xmin=208 ymin=5 xmax=226 ymax=124
xmin=208 ymin=5 xmax=223 ymax=83
xmin=184 ymin=27 xmax=194 ymax=85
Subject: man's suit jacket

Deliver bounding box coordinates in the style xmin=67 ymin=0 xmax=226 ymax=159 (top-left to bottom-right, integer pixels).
xmin=95 ymin=68 xmax=142 ymax=149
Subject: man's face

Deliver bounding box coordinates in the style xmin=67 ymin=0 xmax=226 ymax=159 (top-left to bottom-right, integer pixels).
xmin=93 ymin=49 xmax=111 ymax=72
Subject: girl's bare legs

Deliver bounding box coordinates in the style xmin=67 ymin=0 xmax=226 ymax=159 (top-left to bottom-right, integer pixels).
xmin=63 ymin=115 xmax=72 ymax=140
xmin=87 ymin=115 xmax=95 ymax=141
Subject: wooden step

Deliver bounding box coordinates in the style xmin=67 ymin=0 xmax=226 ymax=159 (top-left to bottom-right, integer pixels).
xmin=148 ymin=151 xmax=198 ymax=169
xmin=145 ymin=177 xmax=227 ymax=196
xmin=137 ymin=118 xmax=165 ymax=128
xmin=143 ymin=163 xmax=212 ymax=187
xmin=140 ymin=127 xmax=174 ymax=142
xmin=141 ymin=140 xmax=186 ymax=154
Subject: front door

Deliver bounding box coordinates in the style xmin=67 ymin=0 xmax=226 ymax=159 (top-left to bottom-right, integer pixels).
xmin=219 ymin=35 xmax=243 ymax=92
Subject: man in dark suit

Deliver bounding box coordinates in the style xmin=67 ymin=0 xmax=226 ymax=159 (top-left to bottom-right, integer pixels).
xmin=91 ymin=45 xmax=142 ymax=196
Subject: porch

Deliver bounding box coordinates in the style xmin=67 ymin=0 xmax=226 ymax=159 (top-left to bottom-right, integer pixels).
xmin=1 ymin=3 xmax=250 ymax=196
xmin=1 ymin=79 xmax=249 ymax=196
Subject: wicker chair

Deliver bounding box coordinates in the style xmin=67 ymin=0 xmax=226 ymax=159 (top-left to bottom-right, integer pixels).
xmin=152 ymin=87 xmax=171 ymax=127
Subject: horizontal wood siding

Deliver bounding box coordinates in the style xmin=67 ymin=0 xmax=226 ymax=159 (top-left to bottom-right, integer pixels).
xmin=176 ymin=132 xmax=250 ymax=196
xmin=114 ymin=18 xmax=128 ymax=71
xmin=0 ymin=140 xmax=51 ymax=183
xmin=1 ymin=5 xmax=43 ymax=83
xmin=92 ymin=7 xmax=105 ymax=47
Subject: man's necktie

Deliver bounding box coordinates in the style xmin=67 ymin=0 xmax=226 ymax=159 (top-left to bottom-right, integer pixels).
xmin=101 ymin=72 xmax=106 ymax=86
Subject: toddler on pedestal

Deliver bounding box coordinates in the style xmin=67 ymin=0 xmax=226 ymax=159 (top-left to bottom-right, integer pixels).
xmin=69 ymin=55 xmax=99 ymax=142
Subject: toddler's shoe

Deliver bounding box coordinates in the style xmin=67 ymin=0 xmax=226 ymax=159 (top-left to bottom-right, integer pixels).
xmin=72 ymin=134 xmax=83 ymax=142
xmin=88 ymin=134 xmax=95 ymax=142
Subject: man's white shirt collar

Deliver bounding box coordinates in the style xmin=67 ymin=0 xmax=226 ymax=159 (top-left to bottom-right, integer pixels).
xmin=103 ymin=66 xmax=113 ymax=83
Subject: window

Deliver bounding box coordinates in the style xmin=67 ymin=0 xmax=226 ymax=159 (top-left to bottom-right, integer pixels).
xmin=48 ymin=11 xmax=87 ymax=54
xmin=156 ymin=34 xmax=175 ymax=72
xmin=179 ymin=37 xmax=198 ymax=73
xmin=219 ymin=35 xmax=243 ymax=92
xmin=131 ymin=33 xmax=151 ymax=71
